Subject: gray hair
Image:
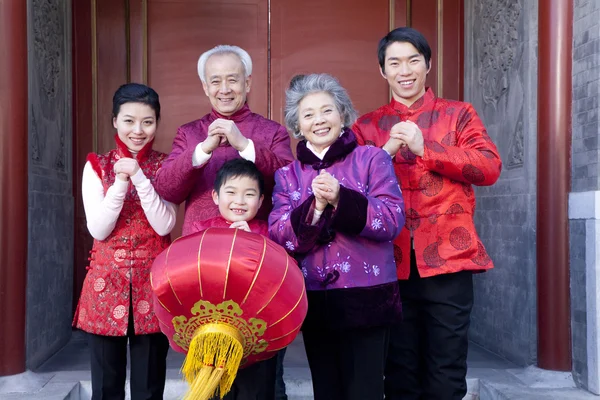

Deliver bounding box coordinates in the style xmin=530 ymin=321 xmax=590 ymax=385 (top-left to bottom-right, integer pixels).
xmin=284 ymin=73 xmax=358 ymax=139
xmin=197 ymin=45 xmax=253 ymax=83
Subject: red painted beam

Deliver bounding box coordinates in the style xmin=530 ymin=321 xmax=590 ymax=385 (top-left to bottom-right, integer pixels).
xmin=537 ymin=0 xmax=573 ymax=371
xmin=0 ymin=0 xmax=28 ymax=376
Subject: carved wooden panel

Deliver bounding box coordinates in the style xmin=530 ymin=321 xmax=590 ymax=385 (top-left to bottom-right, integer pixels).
xmin=31 ymin=0 xmax=68 ymax=170
xmin=474 ymin=0 xmax=522 ymax=108
xmin=472 ymin=0 xmax=523 ymax=169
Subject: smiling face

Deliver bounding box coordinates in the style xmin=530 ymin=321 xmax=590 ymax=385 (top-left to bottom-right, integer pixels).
xmin=213 ymin=175 xmax=264 ymax=223
xmin=202 ymin=53 xmax=251 ymax=116
xmin=113 ymin=102 xmax=157 ymax=153
xmin=298 ymin=91 xmax=343 ymax=153
xmin=381 ymin=41 xmax=431 ymax=107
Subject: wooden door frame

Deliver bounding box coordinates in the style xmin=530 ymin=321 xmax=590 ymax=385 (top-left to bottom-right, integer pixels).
xmin=71 ymin=0 xmax=465 ymax=313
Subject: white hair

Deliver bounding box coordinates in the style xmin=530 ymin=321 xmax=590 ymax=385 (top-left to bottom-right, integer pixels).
xmin=285 ymin=74 xmax=358 ymax=139
xmin=197 ymin=45 xmax=253 ymax=83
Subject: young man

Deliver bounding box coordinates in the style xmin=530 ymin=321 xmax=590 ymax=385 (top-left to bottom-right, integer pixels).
xmin=353 ymin=27 xmax=502 ymax=400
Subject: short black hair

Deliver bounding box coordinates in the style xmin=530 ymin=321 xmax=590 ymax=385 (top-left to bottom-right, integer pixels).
xmin=378 ymin=27 xmax=432 ymax=72
xmin=112 ymin=83 xmax=161 ymax=121
xmin=214 ymin=159 xmax=265 ymax=196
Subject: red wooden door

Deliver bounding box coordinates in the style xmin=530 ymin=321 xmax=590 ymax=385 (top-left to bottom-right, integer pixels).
xmin=72 ymin=0 xmax=464 ymax=312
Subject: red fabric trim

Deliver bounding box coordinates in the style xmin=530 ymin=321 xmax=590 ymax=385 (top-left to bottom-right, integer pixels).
xmin=86 ymin=153 xmax=103 ymax=179
xmin=113 ymin=133 xmax=154 ymax=162
xmin=390 ymin=87 xmax=436 ymax=113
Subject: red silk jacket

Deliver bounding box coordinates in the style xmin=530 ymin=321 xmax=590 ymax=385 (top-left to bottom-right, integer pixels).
xmin=353 ymin=89 xmax=502 ymax=279
xmin=73 ymin=138 xmax=171 ymax=336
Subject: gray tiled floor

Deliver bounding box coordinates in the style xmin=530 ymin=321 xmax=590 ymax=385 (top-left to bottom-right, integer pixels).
xmin=5 ymin=331 xmax=596 ymax=399
xmin=36 ymin=330 xmax=514 ymax=375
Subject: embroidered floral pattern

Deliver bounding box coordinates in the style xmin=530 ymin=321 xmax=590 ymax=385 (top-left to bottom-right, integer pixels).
xmin=73 ymin=147 xmax=170 ymax=336
xmin=372 ymin=218 xmax=383 ymax=230
xmin=363 ymin=262 xmax=380 ymax=276
xmin=269 ymin=139 xmax=404 ymax=291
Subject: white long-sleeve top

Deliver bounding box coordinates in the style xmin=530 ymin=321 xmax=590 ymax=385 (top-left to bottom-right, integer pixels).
xmin=82 ymin=161 xmax=177 ymax=240
xmin=191 ymin=138 xmax=256 ymax=166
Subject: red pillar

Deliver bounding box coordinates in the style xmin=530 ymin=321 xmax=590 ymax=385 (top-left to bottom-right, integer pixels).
xmin=0 ymin=0 xmax=28 ymax=375
xmin=537 ymin=0 xmax=573 ymax=371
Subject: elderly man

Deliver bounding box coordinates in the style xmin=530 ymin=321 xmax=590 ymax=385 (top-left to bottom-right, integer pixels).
xmin=154 ymin=45 xmax=294 ymax=236
xmin=353 ymin=28 xmax=502 ymax=400
xmin=154 ymin=45 xmax=293 ymax=400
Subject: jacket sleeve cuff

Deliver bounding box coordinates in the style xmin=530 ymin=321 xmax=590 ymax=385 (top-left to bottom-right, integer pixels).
xmin=239 ymin=139 xmax=256 ymax=163
xmin=331 ymin=186 xmax=368 ymax=235
xmin=290 ymin=196 xmax=335 ymax=250
xmin=192 ymin=142 xmax=213 ymax=167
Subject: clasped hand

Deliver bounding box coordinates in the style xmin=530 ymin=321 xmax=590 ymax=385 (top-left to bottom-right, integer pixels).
xmin=383 ymin=120 xmax=425 ymax=157
xmin=229 ymin=221 xmax=251 ymax=232
xmin=311 ymin=170 xmax=340 ymax=211
xmin=113 ymin=157 xmax=140 ymax=181
xmin=202 ymin=119 xmax=249 ymax=153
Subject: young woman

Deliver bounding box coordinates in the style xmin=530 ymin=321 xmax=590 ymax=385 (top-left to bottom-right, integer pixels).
xmin=73 ymin=83 xmax=177 ymax=400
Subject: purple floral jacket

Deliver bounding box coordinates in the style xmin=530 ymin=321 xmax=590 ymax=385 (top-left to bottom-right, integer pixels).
xmin=269 ymin=129 xmax=405 ymax=330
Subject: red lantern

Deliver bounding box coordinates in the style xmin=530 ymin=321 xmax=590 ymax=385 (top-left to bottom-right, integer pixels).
xmin=151 ymin=228 xmax=307 ymax=399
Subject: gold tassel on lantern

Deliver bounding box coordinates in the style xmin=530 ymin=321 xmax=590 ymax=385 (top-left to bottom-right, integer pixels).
xmin=181 ymin=323 xmax=245 ymax=400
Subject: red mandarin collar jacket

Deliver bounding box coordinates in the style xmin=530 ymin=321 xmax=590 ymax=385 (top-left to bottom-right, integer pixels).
xmin=353 ymin=88 xmax=502 ymax=279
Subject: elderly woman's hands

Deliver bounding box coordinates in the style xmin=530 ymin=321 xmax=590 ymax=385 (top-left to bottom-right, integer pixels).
xmin=311 ymin=180 xmax=329 ymax=212
xmin=312 ymin=170 xmax=340 ymax=209
xmin=114 ymin=157 xmax=140 ymax=181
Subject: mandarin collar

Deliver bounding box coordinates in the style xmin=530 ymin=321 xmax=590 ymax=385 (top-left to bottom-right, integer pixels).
xmin=296 ymin=128 xmax=357 ymax=170
xmin=389 ymin=87 xmax=436 ymax=115
xmin=114 ymin=133 xmax=154 ymax=162
xmin=209 ymin=103 xmax=252 ymax=123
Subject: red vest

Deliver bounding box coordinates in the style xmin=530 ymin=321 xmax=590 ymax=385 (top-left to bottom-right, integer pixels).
xmin=74 ymin=137 xmax=171 ymax=336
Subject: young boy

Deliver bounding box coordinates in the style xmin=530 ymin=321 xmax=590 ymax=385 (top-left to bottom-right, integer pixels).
xmin=193 ymin=158 xmax=279 ymax=400
xmin=192 ymin=158 xmax=268 ymax=237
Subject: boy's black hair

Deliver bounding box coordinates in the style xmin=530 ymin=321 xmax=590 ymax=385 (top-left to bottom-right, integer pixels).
xmin=378 ymin=27 xmax=432 ymax=72
xmin=214 ymin=159 xmax=265 ymax=196
xmin=112 ymin=83 xmax=161 ymax=120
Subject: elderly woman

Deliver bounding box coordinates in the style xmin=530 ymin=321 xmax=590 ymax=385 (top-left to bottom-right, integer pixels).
xmin=269 ymin=74 xmax=405 ymax=400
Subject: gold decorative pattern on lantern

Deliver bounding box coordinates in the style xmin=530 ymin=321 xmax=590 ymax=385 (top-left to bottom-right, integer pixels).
xmin=172 ymin=299 xmax=269 ymax=357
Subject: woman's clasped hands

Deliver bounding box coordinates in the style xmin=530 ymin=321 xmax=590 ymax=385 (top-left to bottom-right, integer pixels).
xmin=311 ymin=170 xmax=340 ymax=211
xmin=113 ymin=157 xmax=141 ymax=181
